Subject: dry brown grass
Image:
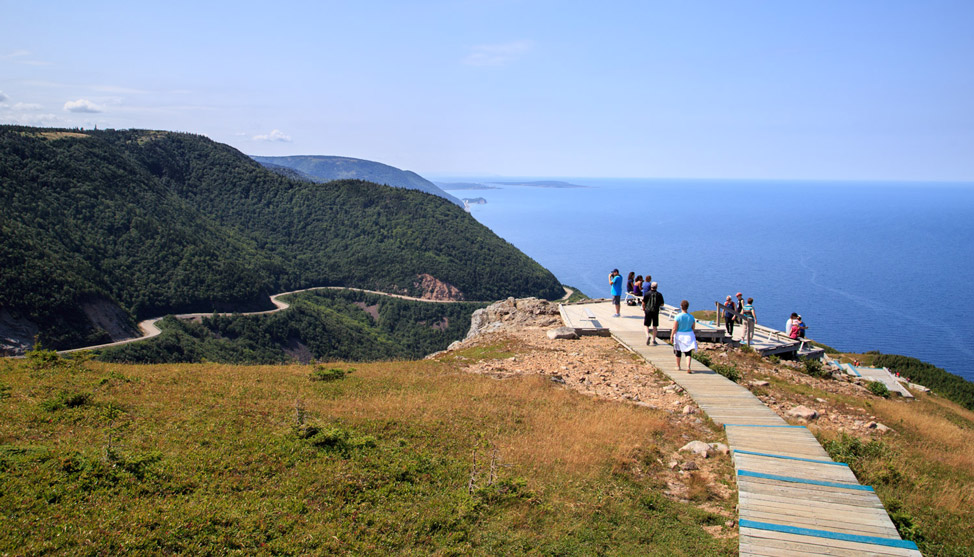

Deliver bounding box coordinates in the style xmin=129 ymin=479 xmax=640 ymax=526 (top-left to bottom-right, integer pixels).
xmin=33 ymin=131 xmax=89 ymax=140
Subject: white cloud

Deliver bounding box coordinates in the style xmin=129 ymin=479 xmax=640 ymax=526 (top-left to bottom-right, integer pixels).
xmin=13 ymin=102 xmax=42 ymax=110
xmin=64 ymin=99 xmax=102 ymax=113
xmin=252 ymin=129 xmax=292 ymax=142
xmin=463 ymin=40 xmax=534 ymax=67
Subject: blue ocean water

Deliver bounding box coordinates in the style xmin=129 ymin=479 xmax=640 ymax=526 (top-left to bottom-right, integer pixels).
xmin=467 ymin=179 xmax=974 ymax=383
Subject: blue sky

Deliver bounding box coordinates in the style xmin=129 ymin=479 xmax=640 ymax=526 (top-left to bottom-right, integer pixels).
xmin=2 ymin=0 xmax=972 ymax=180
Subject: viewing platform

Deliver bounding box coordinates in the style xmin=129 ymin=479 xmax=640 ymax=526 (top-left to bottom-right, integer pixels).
xmin=559 ymin=298 xmax=824 ymax=360
xmin=558 ymin=299 xmax=920 ymax=557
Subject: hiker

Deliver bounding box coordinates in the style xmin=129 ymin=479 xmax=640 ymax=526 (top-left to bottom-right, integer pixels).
xmin=723 ymin=295 xmax=735 ymax=335
xmin=609 ymin=269 xmax=623 ymax=317
xmin=797 ymin=315 xmax=807 ymax=338
xmin=626 ymin=271 xmax=635 ymax=295
xmin=633 ymin=275 xmax=644 ymax=296
xmin=741 ymin=297 xmax=756 ymax=345
xmin=642 ymin=281 xmax=664 ymax=345
xmin=735 ymin=292 xmax=745 ymax=326
xmin=671 ymin=299 xmax=698 ymax=372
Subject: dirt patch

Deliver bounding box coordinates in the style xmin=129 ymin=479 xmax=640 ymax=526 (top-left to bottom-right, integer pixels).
xmin=80 ymin=297 xmax=137 ymax=341
xmin=35 ymin=131 xmax=89 ymax=140
xmin=413 ymin=273 xmax=464 ymax=301
xmin=353 ymin=302 xmax=380 ymax=321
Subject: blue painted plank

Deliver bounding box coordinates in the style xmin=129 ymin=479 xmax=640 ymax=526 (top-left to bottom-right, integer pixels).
xmin=724 ymin=424 xmax=806 ymax=428
xmin=740 ymin=519 xmax=918 ymax=550
xmin=733 ymin=449 xmax=849 ymax=467
xmin=738 ymin=469 xmax=872 ymax=491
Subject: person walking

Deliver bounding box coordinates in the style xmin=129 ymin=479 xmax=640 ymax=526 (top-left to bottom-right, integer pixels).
xmin=671 ymin=300 xmax=698 ymax=372
xmin=723 ymin=295 xmax=735 ymax=336
xmin=642 ymin=281 xmax=664 ymax=345
xmin=609 ymin=269 xmax=623 ymax=317
xmin=741 ymin=297 xmax=757 ymax=345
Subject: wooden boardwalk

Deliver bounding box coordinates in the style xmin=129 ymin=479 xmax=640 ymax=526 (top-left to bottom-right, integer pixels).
xmin=560 ymin=300 xmax=921 ymax=556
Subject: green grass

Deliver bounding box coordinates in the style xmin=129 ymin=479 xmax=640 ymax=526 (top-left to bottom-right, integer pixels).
xmin=0 ymin=347 xmax=735 ymax=555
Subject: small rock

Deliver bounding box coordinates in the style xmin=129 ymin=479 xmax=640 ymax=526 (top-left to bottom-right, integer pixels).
xmin=709 ymin=443 xmax=730 ymax=455
xmin=816 ymin=398 xmax=827 ymax=403
xmin=668 ymin=460 xmax=680 ymax=470
xmin=549 ymin=375 xmax=566 ymax=385
xmin=682 ymin=405 xmax=696 ymax=415
xmin=787 ymin=405 xmax=819 ymax=420
xmin=681 ymin=460 xmax=699 ymax=471
xmin=547 ymin=327 xmax=578 ymax=340
xmin=749 ymin=380 xmax=770 ymax=387
xmin=725 ymin=520 xmax=736 ymax=528
xmin=679 ymin=440 xmax=713 ymax=458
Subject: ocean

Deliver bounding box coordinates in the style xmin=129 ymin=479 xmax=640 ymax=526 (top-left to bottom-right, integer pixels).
xmin=465 ymin=179 xmax=974 ymax=383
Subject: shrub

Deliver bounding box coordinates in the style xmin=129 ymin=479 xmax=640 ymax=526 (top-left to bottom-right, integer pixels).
xmin=692 ymin=352 xmax=712 ymax=367
xmin=801 ymin=357 xmax=828 ymax=378
xmin=710 ymin=363 xmax=739 ymax=382
xmin=767 ymin=355 xmax=780 ymax=365
xmin=40 ymin=391 xmax=92 ymax=412
xmin=868 ymin=381 xmax=890 ymax=398
xmin=310 ymin=366 xmax=354 ymax=382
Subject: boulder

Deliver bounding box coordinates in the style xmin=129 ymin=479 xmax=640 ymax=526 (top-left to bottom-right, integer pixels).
xmin=547 ymin=326 xmax=578 ymax=340
xmin=709 ymin=443 xmax=730 ymax=455
xmin=679 ymin=440 xmax=713 ymax=458
xmin=682 ymin=405 xmax=696 ymax=415
xmin=787 ymin=405 xmax=819 ymax=420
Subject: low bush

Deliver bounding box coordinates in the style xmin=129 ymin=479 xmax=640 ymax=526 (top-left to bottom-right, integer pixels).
xmin=310 ymin=366 xmax=354 ymax=382
xmin=710 ymin=363 xmax=739 ymax=383
xmin=868 ymin=381 xmax=890 ymax=398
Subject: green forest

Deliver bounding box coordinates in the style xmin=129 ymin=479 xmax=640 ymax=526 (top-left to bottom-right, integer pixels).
xmin=0 ymin=126 xmax=563 ymax=350
xmin=96 ymin=290 xmax=485 ymax=364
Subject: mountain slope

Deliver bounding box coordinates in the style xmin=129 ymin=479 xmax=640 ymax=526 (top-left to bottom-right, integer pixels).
xmin=0 ymin=126 xmax=563 ymax=352
xmin=252 ymin=155 xmax=463 ymax=206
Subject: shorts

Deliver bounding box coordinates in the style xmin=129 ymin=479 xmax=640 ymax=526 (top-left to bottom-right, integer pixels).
xmin=674 ymin=350 xmax=693 ymax=357
xmin=612 ymin=295 xmax=621 ymax=305
xmin=643 ymin=311 xmax=660 ymax=327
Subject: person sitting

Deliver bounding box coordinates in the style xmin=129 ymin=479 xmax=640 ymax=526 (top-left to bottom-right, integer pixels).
xmin=633 ymin=275 xmax=644 ymax=296
xmin=626 ymin=272 xmax=635 ymax=295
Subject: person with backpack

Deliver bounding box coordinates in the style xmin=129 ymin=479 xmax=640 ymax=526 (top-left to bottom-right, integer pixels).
xmin=723 ymin=295 xmax=736 ymax=336
xmin=642 ymin=281 xmax=664 ymax=345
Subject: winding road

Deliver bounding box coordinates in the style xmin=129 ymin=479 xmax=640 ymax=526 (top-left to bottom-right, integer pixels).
xmin=58 ymin=285 xmax=574 ymax=355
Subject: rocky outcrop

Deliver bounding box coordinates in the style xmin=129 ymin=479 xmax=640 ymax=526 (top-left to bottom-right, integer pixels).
xmin=413 ymin=274 xmax=465 ymax=301
xmin=465 ymin=297 xmax=562 ymax=340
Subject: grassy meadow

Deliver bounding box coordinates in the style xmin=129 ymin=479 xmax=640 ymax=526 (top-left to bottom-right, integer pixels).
xmin=0 ymin=345 xmax=734 ymax=555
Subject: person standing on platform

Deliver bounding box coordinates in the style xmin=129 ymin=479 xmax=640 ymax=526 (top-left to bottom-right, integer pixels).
xmin=735 ymin=292 xmax=745 ymax=326
xmin=609 ymin=269 xmax=623 ymax=317
xmin=642 ymin=281 xmax=664 ymax=345
xmin=671 ymin=300 xmax=698 ymax=372
xmin=741 ymin=297 xmax=757 ymax=345
xmin=723 ymin=295 xmax=736 ymax=336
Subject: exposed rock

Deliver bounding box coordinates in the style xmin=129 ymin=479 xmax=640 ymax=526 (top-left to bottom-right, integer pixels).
xmin=749 ymin=380 xmax=770 ymax=387
xmin=709 ymin=443 xmax=730 ymax=455
xmin=787 ymin=405 xmax=819 ymax=420
xmin=682 ymin=405 xmax=696 ymax=415
xmin=681 ymin=460 xmax=699 ymax=471
xmin=547 ymin=326 xmax=578 ymax=340
xmin=465 ymin=298 xmax=562 ymax=340
xmin=865 ymin=421 xmax=891 ymax=433
xmin=679 ymin=440 xmax=713 ymax=458
xmin=413 ymin=273 xmax=465 ymax=301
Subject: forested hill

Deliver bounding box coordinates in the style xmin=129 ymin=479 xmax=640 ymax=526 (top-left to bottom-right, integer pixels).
xmin=0 ymin=126 xmax=563 ymax=352
xmin=251 ymin=155 xmax=463 ymax=207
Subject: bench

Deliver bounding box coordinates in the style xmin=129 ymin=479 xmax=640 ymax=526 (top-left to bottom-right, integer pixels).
xmin=583 ymin=308 xmax=597 ymax=321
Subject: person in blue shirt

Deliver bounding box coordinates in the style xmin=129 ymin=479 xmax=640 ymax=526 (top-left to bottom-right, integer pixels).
xmin=671 ymin=299 xmax=698 ymax=372
xmin=609 ymin=269 xmax=623 ymax=316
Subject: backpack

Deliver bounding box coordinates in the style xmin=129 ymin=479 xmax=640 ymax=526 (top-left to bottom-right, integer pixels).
xmin=644 ymin=291 xmax=660 ymax=312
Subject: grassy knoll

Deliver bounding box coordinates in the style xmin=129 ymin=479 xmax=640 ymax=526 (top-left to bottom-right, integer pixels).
xmin=0 ymin=346 xmax=734 ymax=554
